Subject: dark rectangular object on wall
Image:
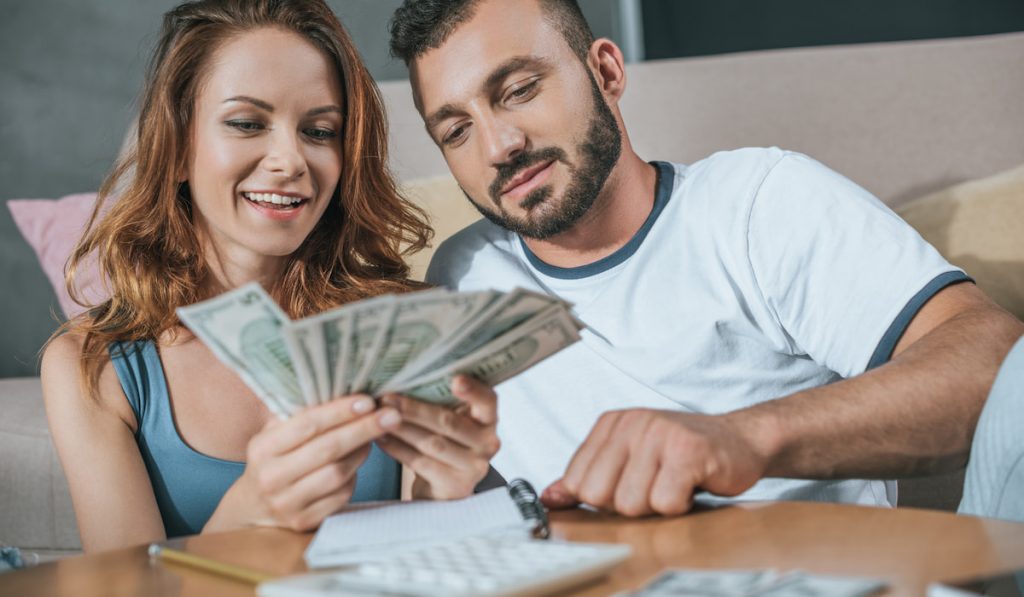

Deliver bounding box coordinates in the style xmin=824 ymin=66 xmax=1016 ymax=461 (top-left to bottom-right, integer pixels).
xmin=643 ymin=0 xmax=1024 ymax=59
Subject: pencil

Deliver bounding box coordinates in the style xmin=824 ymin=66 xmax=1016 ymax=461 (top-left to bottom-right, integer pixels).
xmin=148 ymin=543 xmax=274 ymax=585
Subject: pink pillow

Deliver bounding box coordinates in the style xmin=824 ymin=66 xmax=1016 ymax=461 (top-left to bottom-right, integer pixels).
xmin=8 ymin=193 xmax=107 ymax=319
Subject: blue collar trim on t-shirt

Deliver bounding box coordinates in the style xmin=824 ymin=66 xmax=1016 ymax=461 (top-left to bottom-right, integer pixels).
xmin=519 ymin=161 xmax=675 ymax=280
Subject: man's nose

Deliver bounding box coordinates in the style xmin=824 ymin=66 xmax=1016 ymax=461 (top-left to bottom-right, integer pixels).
xmin=479 ymin=114 xmax=526 ymax=167
xmin=261 ymin=130 xmax=307 ymax=180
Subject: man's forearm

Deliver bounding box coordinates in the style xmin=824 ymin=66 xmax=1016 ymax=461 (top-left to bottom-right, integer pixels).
xmin=729 ymin=304 xmax=1024 ymax=480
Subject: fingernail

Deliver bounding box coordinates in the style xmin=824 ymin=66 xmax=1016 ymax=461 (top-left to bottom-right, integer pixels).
xmin=352 ymin=397 xmax=375 ymax=414
xmin=378 ymin=409 xmax=401 ymax=429
xmin=451 ymin=376 xmax=469 ymax=392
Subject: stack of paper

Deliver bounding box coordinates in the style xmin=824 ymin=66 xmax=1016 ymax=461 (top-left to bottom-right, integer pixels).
xmin=304 ymin=487 xmax=530 ymax=568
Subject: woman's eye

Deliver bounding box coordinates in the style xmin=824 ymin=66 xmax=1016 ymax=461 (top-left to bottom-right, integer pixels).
xmin=305 ymin=128 xmax=338 ymax=141
xmin=225 ymin=120 xmax=263 ymax=132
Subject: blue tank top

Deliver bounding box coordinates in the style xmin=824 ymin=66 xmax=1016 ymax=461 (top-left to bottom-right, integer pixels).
xmin=109 ymin=340 xmax=400 ymax=537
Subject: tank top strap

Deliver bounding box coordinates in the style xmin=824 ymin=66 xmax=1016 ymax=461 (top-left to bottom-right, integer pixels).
xmin=108 ymin=340 xmax=161 ymax=427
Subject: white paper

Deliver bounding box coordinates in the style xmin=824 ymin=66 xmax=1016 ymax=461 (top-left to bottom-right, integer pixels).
xmin=304 ymin=487 xmax=529 ymax=568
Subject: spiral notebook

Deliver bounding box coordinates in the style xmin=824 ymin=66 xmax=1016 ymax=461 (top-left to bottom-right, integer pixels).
xmin=305 ymin=480 xmax=549 ymax=568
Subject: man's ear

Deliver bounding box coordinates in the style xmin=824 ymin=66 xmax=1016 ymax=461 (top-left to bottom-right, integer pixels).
xmin=586 ymin=38 xmax=627 ymax=102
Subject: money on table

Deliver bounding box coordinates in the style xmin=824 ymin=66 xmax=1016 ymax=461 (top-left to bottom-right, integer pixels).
xmin=177 ymin=283 xmax=583 ymax=417
xmin=626 ymin=568 xmax=887 ymax=596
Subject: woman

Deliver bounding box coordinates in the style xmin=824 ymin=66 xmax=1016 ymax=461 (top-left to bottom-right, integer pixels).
xmin=41 ymin=0 xmax=499 ymax=553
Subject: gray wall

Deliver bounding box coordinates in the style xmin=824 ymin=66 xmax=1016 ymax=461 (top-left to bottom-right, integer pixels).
xmin=0 ymin=0 xmax=621 ymax=377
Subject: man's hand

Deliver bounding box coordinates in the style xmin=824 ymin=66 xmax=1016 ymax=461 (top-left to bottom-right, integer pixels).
xmin=542 ymin=408 xmax=767 ymax=516
xmin=377 ymin=375 xmax=500 ymax=500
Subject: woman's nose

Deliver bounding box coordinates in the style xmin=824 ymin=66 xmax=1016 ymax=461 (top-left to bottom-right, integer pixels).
xmin=261 ymin=131 xmax=307 ymax=179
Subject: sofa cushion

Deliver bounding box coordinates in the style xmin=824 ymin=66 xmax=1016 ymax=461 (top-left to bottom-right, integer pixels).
xmin=7 ymin=194 xmax=106 ymax=320
xmin=892 ymin=162 xmax=1024 ymax=511
xmin=896 ymin=162 xmax=1024 ymax=320
xmin=400 ymin=175 xmax=481 ymax=282
xmin=0 ymin=378 xmax=80 ymax=551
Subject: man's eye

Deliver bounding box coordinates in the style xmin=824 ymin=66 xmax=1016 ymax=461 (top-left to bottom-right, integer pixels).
xmin=506 ymin=80 xmax=539 ymax=102
xmin=225 ymin=120 xmax=263 ymax=132
xmin=443 ymin=124 xmax=468 ymax=146
xmin=305 ymin=128 xmax=338 ymax=141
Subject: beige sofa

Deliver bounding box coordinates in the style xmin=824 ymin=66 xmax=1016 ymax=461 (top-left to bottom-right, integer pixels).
xmin=3 ymin=32 xmax=1022 ymax=558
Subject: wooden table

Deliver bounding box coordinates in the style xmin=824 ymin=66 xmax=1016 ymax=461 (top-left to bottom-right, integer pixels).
xmin=3 ymin=502 xmax=1023 ymax=596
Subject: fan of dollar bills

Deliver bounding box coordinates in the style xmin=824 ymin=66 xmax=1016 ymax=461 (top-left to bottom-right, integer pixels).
xmin=176 ymin=283 xmax=583 ymax=418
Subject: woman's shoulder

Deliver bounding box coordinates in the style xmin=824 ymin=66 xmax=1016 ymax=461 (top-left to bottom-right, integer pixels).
xmin=41 ymin=331 xmax=92 ymax=392
xmin=41 ymin=331 xmax=138 ymax=431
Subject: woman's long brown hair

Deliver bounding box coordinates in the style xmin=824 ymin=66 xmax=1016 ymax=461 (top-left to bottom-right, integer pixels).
xmin=57 ymin=0 xmax=431 ymax=399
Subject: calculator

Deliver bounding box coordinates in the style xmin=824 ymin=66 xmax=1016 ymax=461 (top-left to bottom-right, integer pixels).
xmin=258 ymin=534 xmax=632 ymax=596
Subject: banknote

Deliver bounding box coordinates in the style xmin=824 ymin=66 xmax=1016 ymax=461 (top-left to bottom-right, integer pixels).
xmin=178 ymin=284 xmax=581 ymax=416
xmin=290 ymin=307 xmax=352 ymax=400
xmin=177 ymin=283 xmax=301 ymax=417
xmin=282 ymin=318 xmax=330 ymax=406
xmin=381 ymin=287 xmax=556 ymax=391
xmin=390 ymin=304 xmax=582 ymax=406
xmin=360 ymin=289 xmax=496 ymax=395
xmin=625 ymin=569 xmax=887 ymax=596
xmin=344 ymin=296 xmax=398 ymax=395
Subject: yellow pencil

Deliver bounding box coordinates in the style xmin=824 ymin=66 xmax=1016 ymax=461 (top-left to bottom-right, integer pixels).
xmin=148 ymin=543 xmax=274 ymax=585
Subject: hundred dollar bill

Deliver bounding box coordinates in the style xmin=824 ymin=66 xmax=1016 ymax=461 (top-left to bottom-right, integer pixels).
xmin=360 ymin=289 xmax=498 ymax=395
xmin=344 ymin=296 xmax=398 ymax=394
xmin=627 ymin=569 xmax=779 ymax=596
xmin=176 ymin=282 xmax=300 ymax=417
xmin=627 ymin=569 xmax=886 ymax=597
xmin=325 ymin=312 xmax=351 ymax=399
xmin=282 ymin=318 xmax=330 ymax=406
xmin=380 ymin=288 xmax=552 ymax=392
xmin=284 ymin=305 xmax=353 ymax=400
xmin=391 ymin=304 xmax=581 ymax=406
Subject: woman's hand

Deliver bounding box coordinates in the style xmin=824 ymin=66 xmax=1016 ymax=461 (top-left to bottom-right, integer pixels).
xmin=208 ymin=395 xmax=401 ymax=533
xmin=376 ymin=375 xmax=500 ymax=500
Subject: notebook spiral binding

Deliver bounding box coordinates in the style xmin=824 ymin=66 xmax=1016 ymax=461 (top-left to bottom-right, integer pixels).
xmin=508 ymin=478 xmax=550 ymax=539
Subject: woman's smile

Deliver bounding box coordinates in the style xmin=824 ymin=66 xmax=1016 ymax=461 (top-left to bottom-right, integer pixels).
xmin=242 ymin=190 xmax=310 ymax=221
xmin=242 ymin=192 xmax=307 ymax=221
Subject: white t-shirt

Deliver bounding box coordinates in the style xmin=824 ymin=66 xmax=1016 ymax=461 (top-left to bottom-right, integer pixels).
xmin=426 ymin=148 xmax=966 ymax=506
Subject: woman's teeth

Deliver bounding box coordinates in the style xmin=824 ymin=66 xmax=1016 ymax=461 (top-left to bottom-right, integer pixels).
xmin=243 ymin=192 xmax=304 ymax=207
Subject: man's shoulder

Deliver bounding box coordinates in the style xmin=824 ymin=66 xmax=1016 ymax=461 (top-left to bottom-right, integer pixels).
xmin=678 ymin=146 xmax=791 ymax=186
xmin=434 ymin=218 xmax=511 ymax=258
xmin=656 ymin=147 xmax=797 ymax=218
xmin=426 ymin=218 xmax=517 ymax=286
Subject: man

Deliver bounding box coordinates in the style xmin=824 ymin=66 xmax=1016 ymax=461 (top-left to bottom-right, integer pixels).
xmin=389 ymin=0 xmax=1024 ymax=516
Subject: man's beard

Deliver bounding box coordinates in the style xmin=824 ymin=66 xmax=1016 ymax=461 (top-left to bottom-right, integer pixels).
xmin=464 ymin=71 xmax=623 ymax=240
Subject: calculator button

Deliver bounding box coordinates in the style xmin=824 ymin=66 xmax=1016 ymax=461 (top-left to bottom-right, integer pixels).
xmin=471 ymin=577 xmax=499 ymax=591
xmin=438 ymin=572 xmax=470 ymax=589
xmin=410 ymin=569 xmax=438 ymax=583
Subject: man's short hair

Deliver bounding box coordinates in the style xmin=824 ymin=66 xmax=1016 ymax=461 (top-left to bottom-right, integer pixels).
xmin=389 ymin=0 xmax=594 ymax=65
